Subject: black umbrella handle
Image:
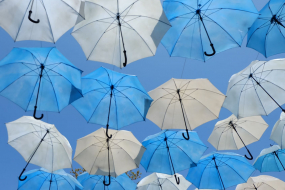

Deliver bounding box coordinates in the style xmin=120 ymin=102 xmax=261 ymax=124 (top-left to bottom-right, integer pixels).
xmin=174 ymin=174 xmax=180 ymax=185
xmin=123 ymin=50 xmax=127 ymax=67
xmin=204 ymin=43 xmax=216 ymax=56
xmin=33 ymin=106 xmax=44 ymax=120
xmin=244 ymin=149 xmax=253 ymax=160
xmin=19 ymin=168 xmax=27 ymax=181
xmin=182 ymin=129 xmax=190 ymax=140
xmin=28 ymin=11 xmax=40 ymax=23
xmin=103 ymin=175 xmax=111 ymax=186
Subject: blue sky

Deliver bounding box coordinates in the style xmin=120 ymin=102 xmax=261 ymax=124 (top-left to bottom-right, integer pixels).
xmin=0 ymin=0 xmax=284 ymax=189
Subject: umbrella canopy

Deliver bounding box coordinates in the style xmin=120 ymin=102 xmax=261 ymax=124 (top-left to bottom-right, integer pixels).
xmin=271 ymin=112 xmax=285 ymax=149
xmin=247 ymin=0 xmax=285 ymax=58
xmin=236 ymin=175 xmax=285 ymax=190
xmin=77 ymin=172 xmax=136 ymax=190
xmin=253 ymin=145 xmax=285 ymax=172
xmin=208 ymin=114 xmax=268 ymax=160
xmin=146 ymin=78 xmax=225 ymax=140
xmin=141 ymin=130 xmax=207 ymax=185
xmin=74 ymin=128 xmax=145 ymax=186
xmin=71 ymin=0 xmax=171 ymax=68
xmin=0 ymin=0 xmax=84 ymax=42
xmin=137 ymin=173 xmax=191 ymax=190
xmin=6 ymin=116 xmax=72 ymax=181
xmin=18 ymin=168 xmax=82 ymax=190
xmin=186 ymin=152 xmax=255 ymax=190
xmin=0 ymin=47 xmax=82 ymax=120
xmin=161 ymin=0 xmax=258 ymax=61
xmin=72 ymin=67 xmax=152 ymax=138
xmin=223 ymin=59 xmax=285 ymax=118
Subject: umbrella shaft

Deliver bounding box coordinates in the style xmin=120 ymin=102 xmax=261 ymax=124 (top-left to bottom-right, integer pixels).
xmin=106 ymin=91 xmax=113 ymax=127
xmin=231 ymin=123 xmax=248 ymax=150
xmin=198 ymin=13 xmax=213 ymax=44
xmin=213 ymin=158 xmax=225 ymax=190
xmin=177 ymin=90 xmax=189 ymax=131
xmin=274 ymin=151 xmax=285 ymax=170
xmin=35 ymin=66 xmax=44 ymax=110
xmin=165 ymin=140 xmax=177 ymax=175
xmin=49 ymin=174 xmax=53 ymax=190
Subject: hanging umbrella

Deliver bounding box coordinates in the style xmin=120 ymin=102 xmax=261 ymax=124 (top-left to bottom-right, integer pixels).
xmin=137 ymin=173 xmax=191 ymax=190
xmin=140 ymin=130 xmax=207 ymax=185
xmin=161 ymin=0 xmax=258 ymax=61
xmin=6 ymin=116 xmax=72 ymax=181
xmin=236 ymin=175 xmax=285 ymax=190
xmin=74 ymin=128 xmax=145 ymax=186
xmin=77 ymin=172 xmax=136 ymax=190
xmin=208 ymin=114 xmax=268 ymax=160
xmin=253 ymin=145 xmax=285 ymax=172
xmin=18 ymin=168 xmax=83 ymax=190
xmin=146 ymin=78 xmax=225 ymax=140
xmin=270 ymin=112 xmax=285 ymax=149
xmin=71 ymin=0 xmax=171 ymax=68
xmin=186 ymin=152 xmax=255 ymax=190
xmin=247 ymin=0 xmax=285 ymax=58
xmin=72 ymin=67 xmax=152 ymax=138
xmin=0 ymin=47 xmax=82 ymax=120
xmin=223 ymin=59 xmax=285 ymax=118
xmin=0 ymin=0 xmax=84 ymax=42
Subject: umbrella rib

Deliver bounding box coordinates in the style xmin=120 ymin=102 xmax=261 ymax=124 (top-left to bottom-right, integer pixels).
xmin=102 ymin=67 xmax=113 ymax=85
xmin=264 ymin=23 xmax=276 ymax=58
xmin=250 ymin=78 xmax=268 ymax=115
xmin=145 ymin=140 xmax=165 ymax=171
xmin=115 ymin=142 xmax=140 ymax=167
xmin=160 ymin=94 xmax=179 ymax=130
xmin=58 ymin=0 xmax=84 ymax=19
xmin=115 ymin=86 xmax=150 ymax=96
xmin=253 ymin=76 xmax=285 ymax=99
xmin=41 ymin=2 xmax=56 ymax=43
xmin=124 ymin=15 xmax=171 ymax=26
xmin=113 ymin=87 xmax=120 ymax=129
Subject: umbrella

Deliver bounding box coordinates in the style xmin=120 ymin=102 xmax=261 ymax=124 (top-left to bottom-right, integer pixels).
xmin=74 ymin=128 xmax=145 ymax=186
xmin=208 ymin=114 xmax=268 ymax=160
xmin=137 ymin=173 xmax=191 ymax=190
xmin=161 ymin=0 xmax=258 ymax=61
xmin=140 ymin=130 xmax=207 ymax=184
xmin=18 ymin=168 xmax=83 ymax=190
xmin=0 ymin=0 xmax=84 ymax=42
xmin=253 ymin=145 xmax=285 ymax=172
xmin=71 ymin=0 xmax=171 ymax=68
xmin=146 ymin=78 xmax=225 ymax=140
xmin=223 ymin=59 xmax=285 ymax=118
xmin=186 ymin=152 xmax=255 ymax=190
xmin=77 ymin=172 xmax=136 ymax=190
xmin=270 ymin=112 xmax=285 ymax=149
xmin=236 ymin=175 xmax=285 ymax=190
xmin=6 ymin=116 xmax=72 ymax=181
xmin=247 ymin=0 xmax=285 ymax=58
xmin=0 ymin=47 xmax=82 ymax=120
xmin=72 ymin=67 xmax=152 ymax=138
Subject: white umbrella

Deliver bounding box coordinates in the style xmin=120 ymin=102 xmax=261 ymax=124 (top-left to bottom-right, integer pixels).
xmin=208 ymin=114 xmax=268 ymax=160
xmin=74 ymin=128 xmax=145 ymax=186
xmin=137 ymin=173 xmax=191 ymax=190
xmin=71 ymin=0 xmax=171 ymax=68
xmin=0 ymin=0 xmax=84 ymax=42
xmin=236 ymin=175 xmax=285 ymax=190
xmin=271 ymin=112 xmax=285 ymax=149
xmin=223 ymin=59 xmax=285 ymax=118
xmin=6 ymin=116 xmax=72 ymax=181
xmin=146 ymin=78 xmax=225 ymax=140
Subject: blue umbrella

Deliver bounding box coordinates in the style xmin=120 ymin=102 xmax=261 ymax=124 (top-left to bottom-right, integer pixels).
xmin=186 ymin=152 xmax=255 ymax=190
xmin=77 ymin=172 xmax=136 ymax=190
xmin=161 ymin=0 xmax=258 ymax=61
xmin=140 ymin=130 xmax=207 ymax=185
xmin=18 ymin=168 xmax=83 ymax=190
xmin=247 ymin=0 xmax=285 ymax=58
xmin=0 ymin=47 xmax=82 ymax=120
xmin=72 ymin=67 xmax=152 ymax=138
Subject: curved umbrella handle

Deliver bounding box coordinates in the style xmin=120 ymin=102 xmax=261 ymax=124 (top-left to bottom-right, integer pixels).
xmin=106 ymin=124 xmax=112 ymax=139
xmin=19 ymin=168 xmax=27 ymax=181
xmin=174 ymin=174 xmax=180 ymax=185
xmin=103 ymin=175 xmax=111 ymax=186
xmin=33 ymin=106 xmax=44 ymax=120
xmin=182 ymin=130 xmax=190 ymax=140
xmin=123 ymin=50 xmax=127 ymax=67
xmin=204 ymin=43 xmax=216 ymax=56
xmin=245 ymin=149 xmax=253 ymax=160
xmin=28 ymin=11 xmax=40 ymax=23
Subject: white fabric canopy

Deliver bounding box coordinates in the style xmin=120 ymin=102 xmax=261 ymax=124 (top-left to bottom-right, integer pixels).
xmin=236 ymin=175 xmax=285 ymax=190
xmin=271 ymin=112 xmax=285 ymax=149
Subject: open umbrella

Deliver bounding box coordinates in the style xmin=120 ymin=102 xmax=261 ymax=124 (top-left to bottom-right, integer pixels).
xmin=146 ymin=78 xmax=225 ymax=140
xmin=271 ymin=112 xmax=285 ymax=149
xmin=0 ymin=47 xmax=82 ymax=120
xmin=71 ymin=0 xmax=171 ymax=68
xmin=141 ymin=130 xmax=207 ymax=185
xmin=223 ymin=59 xmax=285 ymax=118
xmin=18 ymin=168 xmax=82 ymax=190
xmin=161 ymin=0 xmax=258 ymax=61
xmin=236 ymin=175 xmax=285 ymax=190
xmin=72 ymin=67 xmax=152 ymax=138
xmin=6 ymin=116 xmax=72 ymax=181
xmin=208 ymin=114 xmax=268 ymax=160
xmin=186 ymin=152 xmax=255 ymax=190
xmin=74 ymin=128 xmax=145 ymax=186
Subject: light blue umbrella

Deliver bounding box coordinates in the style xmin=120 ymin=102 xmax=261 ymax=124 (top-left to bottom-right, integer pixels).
xmin=0 ymin=47 xmax=82 ymax=120
xmin=72 ymin=67 xmax=152 ymax=138
xmin=247 ymin=0 xmax=285 ymax=58
xmin=77 ymin=172 xmax=136 ymax=190
xmin=186 ymin=152 xmax=255 ymax=190
xmin=18 ymin=168 xmax=83 ymax=190
xmin=140 ymin=130 xmax=207 ymax=185
xmin=161 ymin=0 xmax=258 ymax=61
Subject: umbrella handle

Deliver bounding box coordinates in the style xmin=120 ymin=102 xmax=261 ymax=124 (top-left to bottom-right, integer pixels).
xmin=174 ymin=174 xmax=180 ymax=185
xmin=105 ymin=124 xmax=112 ymax=139
xmin=33 ymin=106 xmax=44 ymax=120
xmin=204 ymin=43 xmax=216 ymax=56
xmin=28 ymin=11 xmax=40 ymax=23
xmin=103 ymin=175 xmax=111 ymax=186
xmin=123 ymin=50 xmax=127 ymax=67
xmin=19 ymin=168 xmax=27 ymax=181
xmin=182 ymin=130 xmax=190 ymax=140
xmin=245 ymin=149 xmax=253 ymax=160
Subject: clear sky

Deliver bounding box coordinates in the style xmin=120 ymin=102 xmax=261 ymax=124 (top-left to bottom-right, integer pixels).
xmin=0 ymin=0 xmax=284 ymax=189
